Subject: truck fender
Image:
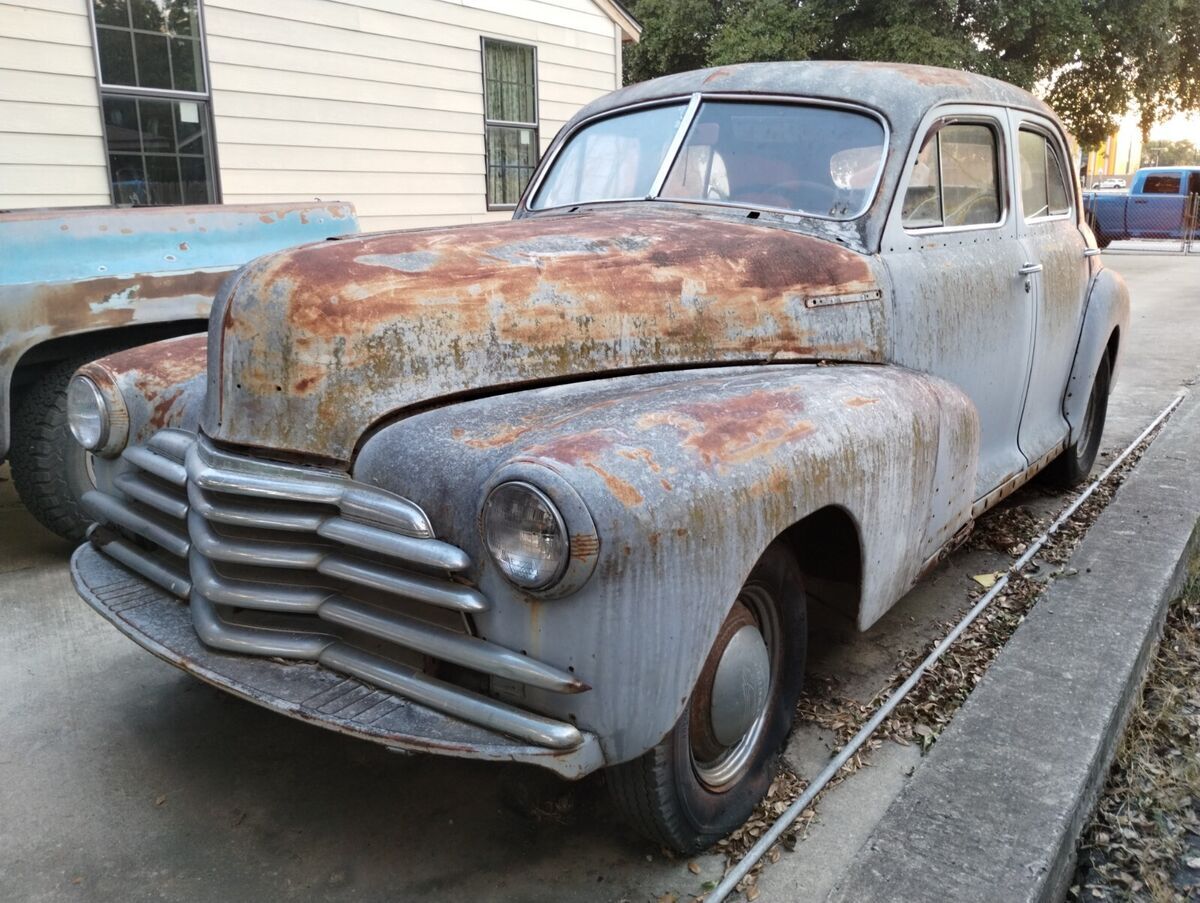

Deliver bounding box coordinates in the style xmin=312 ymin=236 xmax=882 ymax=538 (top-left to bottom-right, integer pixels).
xmin=1063 ymin=267 xmax=1130 ymax=443
xmin=354 ymin=363 xmax=979 ymax=765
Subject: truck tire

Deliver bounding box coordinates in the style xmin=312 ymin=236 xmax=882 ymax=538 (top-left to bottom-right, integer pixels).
xmin=9 ymin=352 xmax=117 ymax=541
xmin=1044 ymin=352 xmax=1111 ymax=488
xmin=607 ymin=542 xmax=807 ymax=853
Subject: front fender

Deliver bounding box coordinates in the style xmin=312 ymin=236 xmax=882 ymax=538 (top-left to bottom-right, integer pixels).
xmin=354 ymin=363 xmax=978 ymax=765
xmin=1064 ymin=266 xmax=1130 ymax=442
xmin=77 ymin=333 xmax=207 ymax=487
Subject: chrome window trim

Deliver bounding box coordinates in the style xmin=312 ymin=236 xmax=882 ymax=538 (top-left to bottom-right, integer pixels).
xmin=1016 ymin=122 xmax=1075 ymax=224
xmin=900 ymin=114 xmax=1011 ymax=236
xmin=523 ymin=93 xmax=891 ymax=223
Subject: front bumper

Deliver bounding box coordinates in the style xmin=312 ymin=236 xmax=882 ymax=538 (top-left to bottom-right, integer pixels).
xmin=71 ymin=543 xmax=604 ymax=778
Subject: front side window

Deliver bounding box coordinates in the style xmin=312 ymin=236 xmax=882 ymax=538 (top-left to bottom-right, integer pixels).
xmin=531 ymin=100 xmax=886 ymax=220
xmin=1018 ymin=129 xmax=1072 ymax=219
xmin=91 ymin=0 xmax=216 ymax=205
xmin=902 ymin=122 xmax=1002 ymax=229
xmin=482 ymin=39 xmax=538 ymax=209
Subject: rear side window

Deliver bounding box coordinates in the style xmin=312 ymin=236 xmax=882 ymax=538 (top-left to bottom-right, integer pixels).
xmin=902 ymin=122 xmax=1002 ymax=229
xmin=1018 ymin=129 xmax=1072 ymax=219
xmin=1143 ymin=173 xmax=1182 ymax=194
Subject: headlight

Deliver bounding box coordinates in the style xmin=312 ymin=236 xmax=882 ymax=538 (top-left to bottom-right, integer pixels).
xmin=67 ymin=374 xmax=128 ymax=456
xmin=482 ymin=481 xmax=569 ymax=590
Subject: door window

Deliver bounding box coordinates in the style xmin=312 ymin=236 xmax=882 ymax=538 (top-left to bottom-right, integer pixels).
xmin=902 ymin=122 xmax=1002 ymax=229
xmin=1018 ymin=129 xmax=1072 ymax=220
xmin=1143 ymin=173 xmax=1183 ymax=194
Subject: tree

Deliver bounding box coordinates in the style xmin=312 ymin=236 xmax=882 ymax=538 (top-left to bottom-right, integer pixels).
xmin=1144 ymin=139 xmax=1200 ymax=166
xmin=621 ymin=0 xmax=1200 ymax=148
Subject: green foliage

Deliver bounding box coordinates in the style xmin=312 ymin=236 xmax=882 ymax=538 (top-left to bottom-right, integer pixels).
xmin=621 ymin=0 xmax=1200 ymax=146
xmin=1145 ymin=139 xmax=1200 ymax=166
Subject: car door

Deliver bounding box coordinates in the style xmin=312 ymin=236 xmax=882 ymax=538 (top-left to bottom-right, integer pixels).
xmin=1128 ymin=170 xmax=1186 ymax=237
xmin=1009 ymin=116 xmax=1090 ymax=466
xmin=882 ymin=106 xmax=1035 ymax=502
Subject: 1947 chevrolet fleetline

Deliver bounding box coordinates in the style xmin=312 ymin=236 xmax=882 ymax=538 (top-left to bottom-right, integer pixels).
xmin=67 ymin=62 xmax=1128 ymax=853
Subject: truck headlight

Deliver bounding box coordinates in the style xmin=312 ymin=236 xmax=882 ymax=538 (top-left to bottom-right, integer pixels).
xmin=482 ymin=481 xmax=569 ymax=590
xmin=67 ymin=374 xmax=128 ymax=457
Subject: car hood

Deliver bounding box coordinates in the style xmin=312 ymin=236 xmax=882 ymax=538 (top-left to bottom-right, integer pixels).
xmin=204 ymin=208 xmax=888 ymax=464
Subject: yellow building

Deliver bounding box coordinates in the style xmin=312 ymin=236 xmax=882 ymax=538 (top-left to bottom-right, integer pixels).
xmin=1084 ymin=119 xmax=1143 ymax=184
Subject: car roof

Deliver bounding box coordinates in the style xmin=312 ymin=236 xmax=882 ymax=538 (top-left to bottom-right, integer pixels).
xmin=569 ymin=61 xmax=1056 ymax=128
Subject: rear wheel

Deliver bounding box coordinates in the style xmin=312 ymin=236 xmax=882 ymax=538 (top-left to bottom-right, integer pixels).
xmin=1044 ymin=352 xmax=1111 ymax=488
xmin=607 ymin=542 xmax=807 ymax=853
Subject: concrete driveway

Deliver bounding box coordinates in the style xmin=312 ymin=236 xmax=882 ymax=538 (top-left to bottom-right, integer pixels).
xmin=2 ymin=254 xmax=1197 ymax=903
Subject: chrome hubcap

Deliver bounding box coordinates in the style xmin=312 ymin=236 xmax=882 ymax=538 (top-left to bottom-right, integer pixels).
xmin=710 ymin=625 xmax=771 ymax=746
xmin=691 ymin=586 xmax=779 ymax=790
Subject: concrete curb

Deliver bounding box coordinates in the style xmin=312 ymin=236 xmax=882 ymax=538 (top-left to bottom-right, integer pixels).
xmin=828 ymin=393 xmax=1200 ymax=903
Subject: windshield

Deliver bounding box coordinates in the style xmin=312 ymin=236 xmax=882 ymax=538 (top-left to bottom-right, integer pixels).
xmin=530 ymin=99 xmax=886 ymax=220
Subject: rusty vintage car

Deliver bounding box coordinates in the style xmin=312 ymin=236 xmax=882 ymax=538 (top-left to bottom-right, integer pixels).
xmin=67 ymin=62 xmax=1127 ymax=852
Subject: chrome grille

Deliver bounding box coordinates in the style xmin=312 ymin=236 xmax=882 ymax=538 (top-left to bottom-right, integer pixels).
xmin=82 ymin=430 xmax=585 ymax=750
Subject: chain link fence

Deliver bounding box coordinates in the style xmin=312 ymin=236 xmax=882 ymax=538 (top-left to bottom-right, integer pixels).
xmin=1083 ymin=190 xmax=1200 ymax=254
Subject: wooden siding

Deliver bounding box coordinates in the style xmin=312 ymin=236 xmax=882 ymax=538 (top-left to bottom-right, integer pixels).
xmin=207 ymin=0 xmax=621 ymax=231
xmin=0 ymin=0 xmax=623 ymax=226
xmin=0 ymin=1 xmax=110 ymax=209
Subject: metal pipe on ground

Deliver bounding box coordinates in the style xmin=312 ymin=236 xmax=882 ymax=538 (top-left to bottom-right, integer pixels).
xmin=708 ymin=391 xmax=1187 ymax=903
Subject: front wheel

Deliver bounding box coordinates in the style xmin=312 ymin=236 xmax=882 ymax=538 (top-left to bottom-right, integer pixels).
xmin=1044 ymin=352 xmax=1111 ymax=488
xmin=10 ymin=354 xmax=107 ymax=541
xmin=607 ymin=542 xmax=807 ymax=853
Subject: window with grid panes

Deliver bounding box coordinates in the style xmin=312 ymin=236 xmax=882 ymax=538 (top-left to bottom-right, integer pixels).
xmin=92 ymin=0 xmax=216 ymax=205
xmin=482 ymin=39 xmax=538 ymax=208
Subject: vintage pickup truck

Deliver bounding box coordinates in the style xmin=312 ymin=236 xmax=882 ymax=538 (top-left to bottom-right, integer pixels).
xmin=67 ymin=62 xmax=1127 ymax=853
xmin=0 ymin=202 xmax=357 ymax=540
xmin=1082 ymin=165 xmax=1200 ymax=246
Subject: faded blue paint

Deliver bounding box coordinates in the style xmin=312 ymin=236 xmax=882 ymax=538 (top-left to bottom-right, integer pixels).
xmin=0 ymin=202 xmax=358 ymax=286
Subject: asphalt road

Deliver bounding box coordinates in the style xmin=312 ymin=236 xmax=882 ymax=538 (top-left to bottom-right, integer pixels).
xmin=1 ymin=253 xmax=1197 ymax=903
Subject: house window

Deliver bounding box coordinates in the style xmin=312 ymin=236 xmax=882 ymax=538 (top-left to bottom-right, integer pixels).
xmin=90 ymin=0 xmax=217 ymax=205
xmin=482 ymin=38 xmax=538 ymax=209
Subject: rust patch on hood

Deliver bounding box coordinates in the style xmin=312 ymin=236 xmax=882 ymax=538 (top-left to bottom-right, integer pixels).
xmin=207 ymin=209 xmax=886 ymax=463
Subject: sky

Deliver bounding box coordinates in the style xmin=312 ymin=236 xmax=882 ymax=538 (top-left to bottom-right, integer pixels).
xmin=1149 ymin=111 xmax=1200 ymax=144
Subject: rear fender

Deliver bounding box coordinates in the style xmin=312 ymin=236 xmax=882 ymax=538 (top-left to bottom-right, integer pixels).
xmin=1064 ymin=267 xmax=1130 ymax=441
xmin=354 ymin=363 xmax=979 ymax=764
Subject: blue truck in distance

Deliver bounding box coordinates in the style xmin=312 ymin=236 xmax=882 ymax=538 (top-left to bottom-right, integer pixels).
xmin=1083 ymin=166 xmax=1200 ymax=247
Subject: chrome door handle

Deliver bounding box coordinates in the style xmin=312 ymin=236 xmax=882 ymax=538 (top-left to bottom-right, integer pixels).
xmin=1018 ymin=262 xmax=1043 ymax=275
xmin=1083 ymin=248 xmax=1102 ymax=258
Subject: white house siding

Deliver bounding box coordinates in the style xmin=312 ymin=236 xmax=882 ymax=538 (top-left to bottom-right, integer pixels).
xmin=0 ymin=0 xmax=110 ymax=208
xmin=204 ymin=0 xmax=624 ymax=231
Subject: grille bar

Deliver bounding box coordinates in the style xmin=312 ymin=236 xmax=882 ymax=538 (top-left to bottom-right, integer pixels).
xmin=114 ymin=471 xmax=189 ymax=520
xmin=188 ymin=440 xmax=433 ymax=538
xmin=89 ymin=525 xmax=191 ymax=599
xmin=82 ymin=490 xmax=190 ymax=558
